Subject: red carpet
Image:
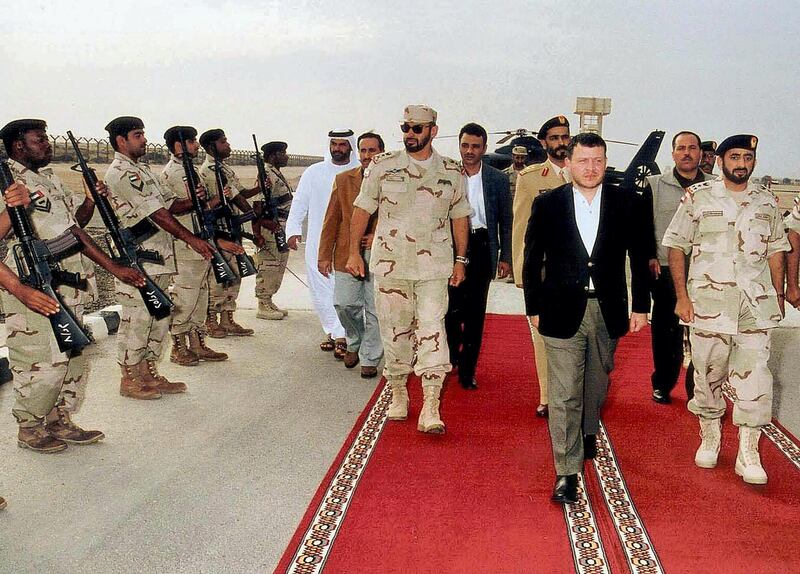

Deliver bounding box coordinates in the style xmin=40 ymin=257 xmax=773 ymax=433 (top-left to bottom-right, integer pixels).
xmin=277 ymin=317 xmax=800 ymax=574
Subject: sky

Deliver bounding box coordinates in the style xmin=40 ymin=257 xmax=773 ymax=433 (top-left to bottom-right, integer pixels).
xmin=2 ymin=0 xmax=799 ymax=177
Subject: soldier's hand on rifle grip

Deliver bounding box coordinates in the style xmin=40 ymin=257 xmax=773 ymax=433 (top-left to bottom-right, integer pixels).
xmin=12 ymin=282 xmax=60 ymax=316
xmin=223 ymin=185 xmax=233 ymax=199
xmin=217 ymin=238 xmax=245 ymax=255
xmin=345 ymin=253 xmax=365 ymax=278
xmin=3 ymin=183 xmax=32 ymax=208
xmin=186 ymin=236 xmax=215 ymax=260
xmin=261 ymin=218 xmax=280 ymax=233
xmin=195 ymin=184 xmax=208 ymax=202
xmin=110 ymin=264 xmax=146 ymax=288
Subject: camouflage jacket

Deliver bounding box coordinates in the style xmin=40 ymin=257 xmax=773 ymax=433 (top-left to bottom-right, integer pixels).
xmin=160 ymin=155 xmax=204 ymax=261
xmin=354 ymin=149 xmax=471 ymax=280
xmin=662 ymin=179 xmax=789 ymax=334
xmin=265 ymin=163 xmax=293 ymax=223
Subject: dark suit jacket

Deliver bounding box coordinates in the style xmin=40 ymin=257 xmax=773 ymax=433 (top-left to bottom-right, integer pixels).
xmin=477 ymin=164 xmax=513 ymax=274
xmin=522 ymin=183 xmax=650 ymax=340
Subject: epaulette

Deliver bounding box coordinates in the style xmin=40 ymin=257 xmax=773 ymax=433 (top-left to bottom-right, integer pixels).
xmin=519 ymin=163 xmax=545 ymax=177
xmin=371 ymin=151 xmax=397 ymax=165
xmin=687 ymin=180 xmax=712 ymax=193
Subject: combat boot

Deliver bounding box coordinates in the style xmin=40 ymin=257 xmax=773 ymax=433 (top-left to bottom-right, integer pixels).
xmin=205 ymin=310 xmax=227 ymax=339
xmin=170 ymin=333 xmax=199 ymax=366
xmin=268 ymin=297 xmax=288 ymax=317
xmin=140 ymin=360 xmax=187 ymax=394
xmin=119 ymin=363 xmax=162 ymax=400
xmin=386 ymin=379 xmax=409 ymax=420
xmin=17 ymin=423 xmax=68 ymax=453
xmin=188 ymin=329 xmax=228 ymax=362
xmin=418 ymin=386 xmax=445 ymax=434
xmin=257 ymin=299 xmax=284 ymax=320
xmin=45 ymin=408 xmax=104 ymax=445
xmin=220 ymin=310 xmax=254 ymax=336
xmin=735 ymin=426 xmax=768 ymax=484
xmin=695 ymin=417 xmax=722 ymax=468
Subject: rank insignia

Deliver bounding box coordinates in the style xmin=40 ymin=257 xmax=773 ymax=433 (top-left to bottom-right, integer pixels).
xmin=128 ymin=173 xmax=144 ymax=191
xmin=30 ymin=189 xmax=51 ymax=213
xmin=541 ymin=167 xmax=549 ymax=177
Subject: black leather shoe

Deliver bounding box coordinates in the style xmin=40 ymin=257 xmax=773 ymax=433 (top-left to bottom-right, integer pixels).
xmin=583 ymin=434 xmax=597 ymax=460
xmin=652 ymin=389 xmax=671 ymax=404
xmin=551 ymin=474 xmax=578 ymax=504
xmin=460 ymin=377 xmax=478 ymax=390
xmin=535 ymin=404 xmax=549 ymax=418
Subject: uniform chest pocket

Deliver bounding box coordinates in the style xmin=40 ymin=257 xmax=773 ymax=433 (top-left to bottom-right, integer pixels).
xmin=379 ymin=181 xmax=407 ymax=214
xmin=698 ymin=216 xmax=730 ymax=252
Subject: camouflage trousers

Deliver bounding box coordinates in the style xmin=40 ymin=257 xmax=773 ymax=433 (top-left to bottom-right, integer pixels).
xmin=3 ymin=294 xmax=88 ymax=426
xmin=209 ymin=250 xmax=241 ymax=313
xmin=170 ymin=258 xmax=210 ymax=335
xmin=689 ymin=326 xmax=772 ymax=427
xmin=254 ymin=232 xmax=289 ymax=302
xmin=117 ymin=274 xmax=172 ymax=365
xmin=527 ymin=317 xmax=549 ymax=405
xmin=374 ymin=277 xmax=450 ymax=389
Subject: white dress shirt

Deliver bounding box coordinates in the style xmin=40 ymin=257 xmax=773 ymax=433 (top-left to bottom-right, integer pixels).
xmin=573 ymin=184 xmax=603 ymax=289
xmin=467 ymin=166 xmax=487 ymax=229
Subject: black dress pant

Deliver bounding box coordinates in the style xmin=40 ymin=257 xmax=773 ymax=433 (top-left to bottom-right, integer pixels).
xmin=445 ymin=228 xmax=492 ymax=383
xmin=650 ymin=266 xmax=684 ymax=394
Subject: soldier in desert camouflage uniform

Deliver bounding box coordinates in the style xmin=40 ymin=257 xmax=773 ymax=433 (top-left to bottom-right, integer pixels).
xmin=0 ymin=119 xmax=144 ymax=451
xmin=253 ymin=141 xmax=293 ymax=320
xmin=664 ymin=134 xmax=788 ymax=485
xmin=103 ymin=117 xmax=215 ymax=400
xmin=346 ymin=105 xmax=471 ymax=434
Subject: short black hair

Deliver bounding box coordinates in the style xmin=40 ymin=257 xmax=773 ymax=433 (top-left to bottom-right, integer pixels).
xmin=566 ymin=132 xmax=607 ymax=158
xmin=357 ymin=132 xmax=385 ymax=152
xmin=671 ymin=131 xmax=701 ymax=149
xmin=458 ymin=122 xmax=488 ymax=145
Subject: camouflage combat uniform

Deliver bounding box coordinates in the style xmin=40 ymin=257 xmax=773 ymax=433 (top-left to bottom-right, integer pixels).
xmin=104 ymin=152 xmax=177 ymax=366
xmin=0 ymin=159 xmax=97 ymax=426
xmin=254 ymin=162 xmax=293 ymax=304
xmin=662 ymin=179 xmax=789 ymax=426
xmin=160 ymin=154 xmax=210 ymax=335
xmin=502 ymin=165 xmax=522 ymax=200
xmin=353 ymin=149 xmax=471 ymax=390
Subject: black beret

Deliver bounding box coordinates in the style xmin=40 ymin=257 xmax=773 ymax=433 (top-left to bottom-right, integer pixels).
xmin=700 ymin=140 xmax=717 ymax=153
xmin=0 ymin=119 xmax=47 ymax=146
xmin=164 ymin=126 xmax=197 ymax=149
xmin=538 ymin=115 xmax=570 ymax=139
xmin=261 ymin=141 xmax=288 ymax=157
xmin=716 ymin=134 xmax=758 ymax=156
xmin=104 ymin=116 xmax=144 ymax=140
xmin=199 ymin=129 xmax=225 ymax=150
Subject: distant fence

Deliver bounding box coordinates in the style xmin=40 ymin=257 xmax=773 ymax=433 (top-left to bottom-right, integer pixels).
xmin=1 ymin=135 xmax=322 ymax=167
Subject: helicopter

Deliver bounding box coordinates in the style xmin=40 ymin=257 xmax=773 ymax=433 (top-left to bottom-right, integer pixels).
xmin=481 ymin=128 xmax=666 ymax=191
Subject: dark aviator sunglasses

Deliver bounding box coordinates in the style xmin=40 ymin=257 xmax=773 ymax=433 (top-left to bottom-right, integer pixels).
xmin=400 ymin=123 xmax=429 ymax=134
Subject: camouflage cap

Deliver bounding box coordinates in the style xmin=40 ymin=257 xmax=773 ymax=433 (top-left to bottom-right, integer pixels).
xmin=716 ymin=134 xmax=757 ymax=156
xmin=163 ymin=125 xmax=197 ymax=149
xmin=538 ymin=115 xmax=570 ymax=139
xmin=199 ymin=128 xmax=225 ymax=150
xmin=0 ymin=119 xmax=47 ymax=150
xmin=402 ymin=105 xmax=437 ymax=124
xmin=511 ymin=145 xmax=528 ymax=156
xmin=700 ymin=140 xmax=717 ymax=153
xmin=262 ymin=141 xmax=288 ymax=156
xmin=104 ymin=116 xmax=144 ymax=141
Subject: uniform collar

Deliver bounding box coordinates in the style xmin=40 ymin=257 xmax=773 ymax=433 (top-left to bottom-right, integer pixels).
xmin=114 ymin=151 xmax=137 ymax=166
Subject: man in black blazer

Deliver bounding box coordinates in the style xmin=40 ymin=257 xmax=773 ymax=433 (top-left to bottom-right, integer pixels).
xmin=446 ymin=123 xmax=512 ymax=389
xmin=523 ymin=133 xmax=650 ymax=504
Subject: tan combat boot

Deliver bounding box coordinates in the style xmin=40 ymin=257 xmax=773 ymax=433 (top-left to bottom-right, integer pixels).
xmin=220 ymin=310 xmax=254 ymax=336
xmin=735 ymin=426 xmax=768 ymax=485
xmin=17 ymin=423 xmax=68 ymax=453
xmin=205 ymin=310 xmax=227 ymax=339
xmin=268 ymin=297 xmax=288 ymax=317
xmin=695 ymin=417 xmax=722 ymax=468
xmin=120 ymin=363 xmax=162 ymax=400
xmin=386 ymin=379 xmax=409 ymax=420
xmin=170 ymin=333 xmax=199 ymax=366
xmin=140 ymin=360 xmax=187 ymax=394
xmin=187 ymin=329 xmax=228 ymax=362
xmin=418 ymin=386 xmax=445 ymax=434
xmin=257 ymin=299 xmax=284 ymax=320
xmin=45 ymin=408 xmax=104 ymax=445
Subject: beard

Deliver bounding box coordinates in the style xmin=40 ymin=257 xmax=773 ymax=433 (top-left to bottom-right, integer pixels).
xmin=722 ymin=163 xmax=752 ymax=185
xmin=547 ymin=145 xmax=567 ymax=161
xmin=404 ymin=132 xmax=432 ymax=153
xmin=330 ymin=150 xmax=349 ymax=163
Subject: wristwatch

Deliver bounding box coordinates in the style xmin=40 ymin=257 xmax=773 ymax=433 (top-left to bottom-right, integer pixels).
xmin=455 ymin=255 xmax=469 ymax=265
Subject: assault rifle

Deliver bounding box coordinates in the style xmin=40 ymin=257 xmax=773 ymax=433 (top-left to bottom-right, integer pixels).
xmin=67 ymin=131 xmax=173 ymax=320
xmin=209 ymin=155 xmax=257 ymax=278
xmin=0 ymin=160 xmax=92 ymax=352
xmin=176 ymin=130 xmax=235 ymax=285
xmin=252 ymin=134 xmax=289 ymax=253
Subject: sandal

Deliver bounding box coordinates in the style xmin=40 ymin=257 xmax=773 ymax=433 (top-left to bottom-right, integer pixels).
xmin=333 ymin=338 xmax=347 ymax=360
xmin=320 ymin=336 xmax=335 ymax=352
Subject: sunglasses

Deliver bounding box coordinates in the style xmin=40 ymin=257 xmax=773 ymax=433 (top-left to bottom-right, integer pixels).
xmin=400 ymin=123 xmax=429 ymax=134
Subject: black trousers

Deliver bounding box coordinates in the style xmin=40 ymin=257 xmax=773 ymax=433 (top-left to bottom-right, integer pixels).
xmin=445 ymin=228 xmax=492 ymax=382
xmin=650 ymin=266 xmax=684 ymax=393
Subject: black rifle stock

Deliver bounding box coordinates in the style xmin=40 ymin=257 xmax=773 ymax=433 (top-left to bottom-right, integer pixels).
xmin=176 ymin=131 xmax=235 ymax=285
xmin=0 ymin=160 xmax=92 ymax=353
xmin=209 ymin=156 xmax=257 ymax=278
xmin=67 ymin=131 xmax=173 ymax=320
xmin=252 ymin=134 xmax=289 ymax=253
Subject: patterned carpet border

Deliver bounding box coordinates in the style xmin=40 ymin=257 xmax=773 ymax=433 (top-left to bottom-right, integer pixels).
xmin=593 ymin=422 xmax=664 ymax=574
xmin=285 ymin=385 xmax=392 ymax=574
xmin=563 ymin=473 xmax=612 ymax=574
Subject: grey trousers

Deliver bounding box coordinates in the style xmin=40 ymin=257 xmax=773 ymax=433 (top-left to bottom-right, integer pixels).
xmin=543 ymin=299 xmax=617 ymax=475
xmin=333 ymin=251 xmax=383 ymax=367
